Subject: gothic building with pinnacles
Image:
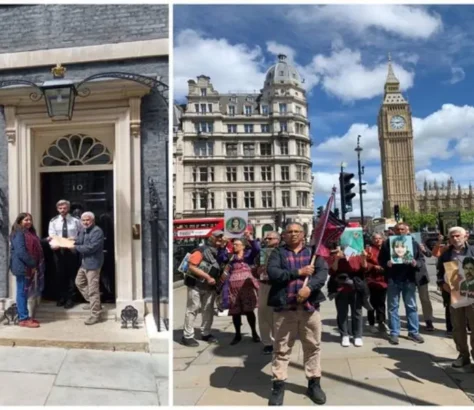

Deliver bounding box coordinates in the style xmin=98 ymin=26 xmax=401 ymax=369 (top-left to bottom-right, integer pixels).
xmin=417 ymin=177 xmax=474 ymax=213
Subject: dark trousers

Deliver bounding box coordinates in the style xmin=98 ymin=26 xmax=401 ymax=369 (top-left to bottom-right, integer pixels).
xmin=53 ymin=249 xmax=78 ymax=302
xmin=336 ymin=291 xmax=363 ymax=338
xmin=442 ymin=289 xmax=453 ymax=332
xmin=367 ymin=287 xmax=387 ymax=326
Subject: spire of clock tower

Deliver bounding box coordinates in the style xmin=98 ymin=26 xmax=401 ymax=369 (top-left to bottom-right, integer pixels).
xmin=383 ymin=54 xmax=406 ymax=104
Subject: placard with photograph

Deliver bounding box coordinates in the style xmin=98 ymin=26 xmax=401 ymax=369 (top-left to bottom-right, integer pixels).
xmin=224 ymin=210 xmax=248 ymax=238
xmin=389 ymin=235 xmax=414 ymax=264
xmin=50 ymin=236 xmax=76 ymax=248
xmin=444 ymin=257 xmax=474 ymax=308
xmin=340 ymin=227 xmax=364 ymax=258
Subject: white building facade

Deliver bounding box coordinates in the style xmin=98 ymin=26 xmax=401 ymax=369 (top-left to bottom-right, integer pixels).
xmin=175 ymin=55 xmax=314 ymax=238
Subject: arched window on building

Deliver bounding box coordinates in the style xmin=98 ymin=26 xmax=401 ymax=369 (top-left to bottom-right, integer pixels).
xmin=41 ymin=134 xmax=112 ymax=167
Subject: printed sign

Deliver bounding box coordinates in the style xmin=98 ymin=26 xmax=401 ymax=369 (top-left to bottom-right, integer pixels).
xmin=50 ymin=236 xmax=75 ymax=248
xmin=438 ymin=211 xmax=461 ymax=236
xmin=224 ymin=210 xmax=248 ymax=238
xmin=444 ymin=257 xmax=474 ymax=308
xmin=389 ymin=235 xmax=414 ymax=264
xmin=340 ymin=227 xmax=364 ymax=258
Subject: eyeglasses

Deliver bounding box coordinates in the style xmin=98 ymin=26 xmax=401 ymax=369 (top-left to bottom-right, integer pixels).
xmin=287 ymin=230 xmax=302 ymax=234
xmin=265 ymin=237 xmax=278 ymax=240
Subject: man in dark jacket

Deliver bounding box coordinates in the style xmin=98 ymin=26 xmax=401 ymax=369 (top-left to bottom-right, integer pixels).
xmin=267 ymin=223 xmax=328 ymax=406
xmin=66 ymin=212 xmax=104 ymax=325
xmin=378 ymin=223 xmax=425 ymax=345
xmin=437 ymin=226 xmax=474 ymax=368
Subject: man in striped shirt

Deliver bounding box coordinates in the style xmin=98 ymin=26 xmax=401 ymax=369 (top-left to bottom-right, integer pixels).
xmin=267 ymin=223 xmax=328 ymax=406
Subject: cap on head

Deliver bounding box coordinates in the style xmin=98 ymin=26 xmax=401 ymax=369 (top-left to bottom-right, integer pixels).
xmin=212 ymin=230 xmax=224 ymax=238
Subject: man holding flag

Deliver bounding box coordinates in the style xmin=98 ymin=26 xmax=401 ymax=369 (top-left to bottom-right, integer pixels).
xmin=266 ymin=191 xmax=345 ymax=406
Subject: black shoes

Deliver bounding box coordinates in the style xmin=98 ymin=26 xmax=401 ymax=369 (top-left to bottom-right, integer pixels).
xmin=252 ymin=333 xmax=261 ymax=343
xmin=64 ymin=300 xmax=75 ymax=309
xmin=307 ymin=378 xmax=326 ymax=405
xmin=268 ymin=380 xmax=285 ymax=406
xmin=56 ymin=299 xmax=66 ymax=307
xmin=378 ymin=322 xmax=387 ymax=333
xmin=452 ymin=355 xmax=471 ymax=368
xmin=263 ymin=345 xmax=273 ymax=355
xmin=230 ymin=334 xmax=242 ymax=345
xmin=425 ymin=320 xmax=435 ymax=332
xmin=202 ymin=334 xmax=217 ymax=343
xmin=181 ymin=337 xmax=199 ymax=347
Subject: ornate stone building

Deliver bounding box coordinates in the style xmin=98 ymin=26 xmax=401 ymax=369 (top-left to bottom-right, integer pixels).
xmin=175 ymin=54 xmax=314 ymax=238
xmin=378 ymin=56 xmax=418 ymax=218
xmin=417 ymin=178 xmax=474 ymax=213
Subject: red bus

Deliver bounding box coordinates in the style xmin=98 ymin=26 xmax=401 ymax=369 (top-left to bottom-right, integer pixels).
xmin=173 ymin=217 xmax=224 ymax=240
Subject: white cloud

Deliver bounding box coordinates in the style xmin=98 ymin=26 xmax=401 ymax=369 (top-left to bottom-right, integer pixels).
xmin=314 ymin=104 xmax=474 ymax=170
xmin=313 ymin=172 xmax=383 ymax=217
xmin=448 ymin=66 xmax=466 ymax=84
xmin=174 ymin=29 xmax=266 ymax=100
xmin=288 ymin=5 xmax=442 ymax=40
xmin=175 ymin=31 xmax=414 ymax=103
xmin=310 ymin=48 xmax=415 ymax=102
xmin=266 ymin=41 xmax=296 ymax=62
xmin=415 ymin=169 xmax=452 ymax=188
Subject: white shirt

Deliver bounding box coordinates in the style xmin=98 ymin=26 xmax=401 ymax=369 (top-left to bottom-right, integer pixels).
xmin=48 ymin=214 xmax=82 ymax=240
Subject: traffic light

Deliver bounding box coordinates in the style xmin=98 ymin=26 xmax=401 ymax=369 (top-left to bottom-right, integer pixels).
xmin=394 ymin=204 xmax=400 ymax=221
xmin=340 ymin=172 xmax=356 ymax=213
xmin=334 ymin=208 xmax=340 ymax=218
xmin=317 ymin=206 xmax=324 ymax=218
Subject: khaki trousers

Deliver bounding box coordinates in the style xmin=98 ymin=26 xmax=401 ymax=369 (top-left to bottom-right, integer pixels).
xmin=258 ymin=283 xmax=274 ymax=346
xmin=183 ymin=287 xmax=216 ymax=339
xmin=75 ymin=267 xmax=101 ymax=318
xmin=417 ymin=284 xmax=434 ymax=322
xmin=272 ymin=308 xmax=322 ymax=381
xmin=451 ymin=305 xmax=474 ymax=359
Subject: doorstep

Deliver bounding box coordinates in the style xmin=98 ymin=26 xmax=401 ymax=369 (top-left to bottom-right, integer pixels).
xmin=0 ymin=301 xmax=150 ymax=352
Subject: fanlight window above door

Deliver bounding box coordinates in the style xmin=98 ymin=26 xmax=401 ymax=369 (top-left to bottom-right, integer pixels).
xmin=41 ymin=134 xmax=113 ymax=167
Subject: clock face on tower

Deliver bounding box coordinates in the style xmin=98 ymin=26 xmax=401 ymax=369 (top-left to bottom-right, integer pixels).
xmin=390 ymin=115 xmax=406 ymax=130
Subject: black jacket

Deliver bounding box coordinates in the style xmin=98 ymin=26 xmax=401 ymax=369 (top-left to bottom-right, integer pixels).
xmin=436 ymin=244 xmax=474 ymax=286
xmin=267 ymin=246 xmax=328 ymax=308
xmin=378 ymin=237 xmax=424 ymax=283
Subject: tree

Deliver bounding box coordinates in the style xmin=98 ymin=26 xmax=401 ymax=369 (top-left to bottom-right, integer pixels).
xmin=399 ymin=206 xmax=437 ymax=231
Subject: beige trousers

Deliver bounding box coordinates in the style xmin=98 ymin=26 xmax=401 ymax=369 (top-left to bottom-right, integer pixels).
xmin=258 ymin=283 xmax=274 ymax=346
xmin=272 ymin=308 xmax=322 ymax=381
xmin=451 ymin=305 xmax=474 ymax=358
xmin=183 ymin=287 xmax=216 ymax=339
xmin=417 ymin=284 xmax=434 ymax=322
xmin=75 ymin=267 xmax=101 ymax=318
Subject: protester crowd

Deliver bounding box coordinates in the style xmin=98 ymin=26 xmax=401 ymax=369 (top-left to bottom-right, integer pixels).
xmin=9 ymin=200 xmax=105 ymax=328
xmin=180 ymin=220 xmax=474 ymax=405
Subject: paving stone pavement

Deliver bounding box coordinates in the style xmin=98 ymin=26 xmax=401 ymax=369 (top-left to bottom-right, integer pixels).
xmin=173 ymin=282 xmax=474 ymax=406
xmin=0 ymin=346 xmax=168 ymax=405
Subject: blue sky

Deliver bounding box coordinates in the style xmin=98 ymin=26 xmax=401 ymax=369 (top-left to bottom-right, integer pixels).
xmin=174 ymin=5 xmax=474 ymax=217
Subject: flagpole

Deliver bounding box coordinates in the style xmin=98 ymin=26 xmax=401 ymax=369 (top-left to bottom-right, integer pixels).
xmin=304 ymin=187 xmax=338 ymax=290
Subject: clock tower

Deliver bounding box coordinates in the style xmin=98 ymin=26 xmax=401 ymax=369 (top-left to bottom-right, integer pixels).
xmin=378 ymin=55 xmax=418 ymax=217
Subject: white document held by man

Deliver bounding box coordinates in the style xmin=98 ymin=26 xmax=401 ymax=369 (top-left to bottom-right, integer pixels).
xmin=50 ymin=235 xmax=76 ymax=248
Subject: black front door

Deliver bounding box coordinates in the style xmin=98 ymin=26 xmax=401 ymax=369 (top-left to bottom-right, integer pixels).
xmin=41 ymin=170 xmax=115 ymax=303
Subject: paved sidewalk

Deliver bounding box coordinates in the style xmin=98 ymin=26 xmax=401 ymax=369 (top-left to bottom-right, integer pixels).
xmin=0 ymin=346 xmax=168 ymax=405
xmin=173 ymin=284 xmax=474 ymax=406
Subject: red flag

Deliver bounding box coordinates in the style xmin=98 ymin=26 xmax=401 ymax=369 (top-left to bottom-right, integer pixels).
xmin=310 ymin=189 xmax=345 ymax=258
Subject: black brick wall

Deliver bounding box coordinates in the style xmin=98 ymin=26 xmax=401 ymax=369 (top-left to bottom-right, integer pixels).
xmin=0 ymin=5 xmax=168 ymax=53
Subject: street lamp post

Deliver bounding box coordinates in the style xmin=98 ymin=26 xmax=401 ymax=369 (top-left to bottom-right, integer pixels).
xmin=339 ymin=162 xmax=347 ymax=223
xmin=355 ymin=135 xmax=366 ymax=227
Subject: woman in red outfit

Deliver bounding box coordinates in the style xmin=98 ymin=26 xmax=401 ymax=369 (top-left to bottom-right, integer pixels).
xmin=365 ymin=233 xmax=387 ymax=333
xmin=329 ymin=247 xmax=368 ymax=347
